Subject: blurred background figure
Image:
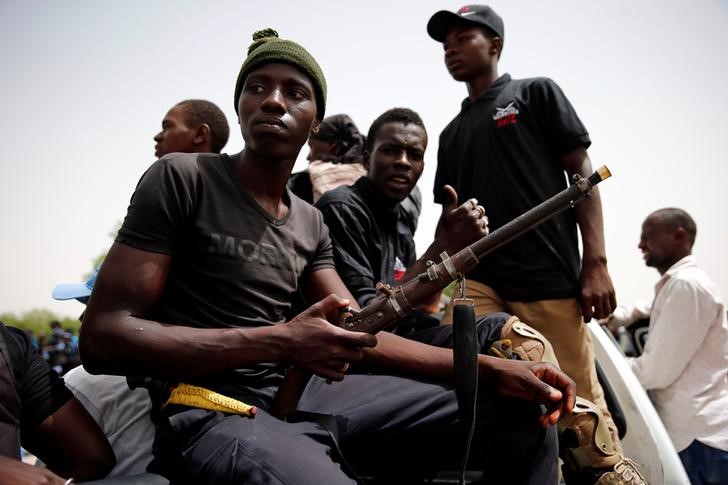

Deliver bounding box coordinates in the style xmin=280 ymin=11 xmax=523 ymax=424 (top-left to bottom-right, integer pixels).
xmin=288 ymin=113 xmax=368 ymax=204
xmin=603 ymin=208 xmax=728 ymax=484
xmin=289 ymin=112 xmax=422 ymax=230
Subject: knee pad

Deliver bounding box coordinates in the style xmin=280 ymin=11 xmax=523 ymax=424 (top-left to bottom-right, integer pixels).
xmin=558 ymin=397 xmax=620 ymax=470
xmin=488 ymin=316 xmax=560 ymax=366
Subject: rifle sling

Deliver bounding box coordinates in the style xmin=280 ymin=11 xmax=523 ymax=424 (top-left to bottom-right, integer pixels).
xmin=452 ymin=301 xmax=478 ymax=485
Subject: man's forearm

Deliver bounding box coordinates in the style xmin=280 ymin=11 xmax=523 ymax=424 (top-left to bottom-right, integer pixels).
xmin=80 ymin=312 xmax=284 ymax=379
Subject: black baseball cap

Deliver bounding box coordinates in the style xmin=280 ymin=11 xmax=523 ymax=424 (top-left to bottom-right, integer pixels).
xmin=427 ymin=5 xmax=504 ymax=42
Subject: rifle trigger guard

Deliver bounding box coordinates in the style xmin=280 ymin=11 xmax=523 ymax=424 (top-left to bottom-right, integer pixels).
xmin=439 ymin=251 xmax=460 ymax=281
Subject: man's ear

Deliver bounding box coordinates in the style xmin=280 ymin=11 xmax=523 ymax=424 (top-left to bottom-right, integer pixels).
xmin=311 ymin=119 xmax=321 ymax=136
xmin=491 ymin=37 xmax=503 ymax=58
xmin=194 ymin=123 xmax=211 ymax=146
xmin=674 ymin=226 xmax=689 ymax=245
xmin=362 ymin=150 xmax=371 ymax=171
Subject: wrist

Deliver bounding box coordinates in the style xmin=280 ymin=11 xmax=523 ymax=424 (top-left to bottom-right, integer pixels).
xmin=422 ymin=240 xmax=448 ymax=262
xmin=582 ymin=254 xmax=607 ymax=268
xmin=477 ymin=354 xmax=503 ymax=382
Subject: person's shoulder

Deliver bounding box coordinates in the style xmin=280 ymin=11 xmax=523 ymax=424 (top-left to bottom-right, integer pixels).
xmin=510 ymin=76 xmax=561 ymax=92
xmin=315 ymin=183 xmax=358 ymax=208
xmin=155 ymin=152 xmax=223 ymax=173
xmin=0 ymin=323 xmax=39 ymax=379
xmin=0 ymin=323 xmax=32 ymax=353
xmin=439 ymin=106 xmax=471 ymax=138
xmin=673 ymin=264 xmax=722 ymax=298
xmin=142 ymin=152 xmax=228 ymax=190
xmin=290 ymin=189 xmax=325 ymax=218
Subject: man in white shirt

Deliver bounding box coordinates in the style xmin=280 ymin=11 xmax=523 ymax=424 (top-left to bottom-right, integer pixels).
xmin=605 ymin=208 xmax=728 ymax=484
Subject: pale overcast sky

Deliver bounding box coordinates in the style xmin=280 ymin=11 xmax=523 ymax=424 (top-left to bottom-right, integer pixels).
xmin=1 ymin=0 xmax=727 ymax=318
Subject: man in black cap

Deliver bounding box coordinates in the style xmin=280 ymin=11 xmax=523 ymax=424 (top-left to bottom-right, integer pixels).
xmin=80 ymin=28 xmax=575 ymax=484
xmin=427 ymin=5 xmax=646 ymax=485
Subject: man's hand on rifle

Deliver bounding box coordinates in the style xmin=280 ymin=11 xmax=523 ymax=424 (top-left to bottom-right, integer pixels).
xmin=434 ymin=184 xmax=489 ymax=252
xmin=481 ymin=357 xmax=576 ymax=428
xmin=280 ymin=294 xmax=378 ymax=381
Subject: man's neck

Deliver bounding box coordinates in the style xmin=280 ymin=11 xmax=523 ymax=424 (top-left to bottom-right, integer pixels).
xmin=236 ymin=149 xmax=296 ymax=217
xmin=657 ymin=251 xmax=691 ymax=275
xmin=466 ymin=67 xmax=500 ymax=101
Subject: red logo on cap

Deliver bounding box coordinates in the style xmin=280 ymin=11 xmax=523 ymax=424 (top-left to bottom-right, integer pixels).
xmin=457 ymin=6 xmax=471 ymax=13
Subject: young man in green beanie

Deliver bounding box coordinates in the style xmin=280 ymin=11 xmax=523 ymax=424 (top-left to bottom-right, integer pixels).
xmin=80 ymin=28 xmax=574 ymax=484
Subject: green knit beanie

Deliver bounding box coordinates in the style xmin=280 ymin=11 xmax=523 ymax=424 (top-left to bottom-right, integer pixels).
xmin=234 ymin=28 xmax=327 ymax=120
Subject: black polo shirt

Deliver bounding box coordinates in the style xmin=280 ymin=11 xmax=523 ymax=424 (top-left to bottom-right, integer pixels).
xmin=434 ymin=74 xmax=591 ymax=301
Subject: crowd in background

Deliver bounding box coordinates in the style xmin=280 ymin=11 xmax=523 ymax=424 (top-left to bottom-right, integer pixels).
xmin=26 ymin=320 xmax=80 ymax=375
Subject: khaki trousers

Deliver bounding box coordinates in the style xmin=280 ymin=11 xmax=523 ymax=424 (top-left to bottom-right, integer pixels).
xmin=443 ymin=279 xmax=622 ymax=452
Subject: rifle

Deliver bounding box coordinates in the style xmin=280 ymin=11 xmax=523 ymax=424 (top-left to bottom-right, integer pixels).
xmin=271 ymin=166 xmax=612 ymax=418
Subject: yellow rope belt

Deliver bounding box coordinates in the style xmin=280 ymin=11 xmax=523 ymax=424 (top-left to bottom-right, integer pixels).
xmin=162 ymin=383 xmax=257 ymax=417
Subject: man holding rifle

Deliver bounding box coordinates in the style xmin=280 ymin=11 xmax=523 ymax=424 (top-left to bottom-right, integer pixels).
xmin=315 ymin=107 xmax=489 ymax=330
xmin=80 ymin=28 xmax=574 ymax=484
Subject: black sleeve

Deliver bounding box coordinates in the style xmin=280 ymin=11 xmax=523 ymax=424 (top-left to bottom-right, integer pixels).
xmin=116 ymin=155 xmax=198 ymax=254
xmin=287 ymin=171 xmax=314 ymax=204
xmin=316 ymin=200 xmax=377 ymax=306
xmin=534 ymin=78 xmax=591 ymax=154
xmin=1 ymin=325 xmax=73 ymax=430
xmin=433 ymin=141 xmax=450 ymax=205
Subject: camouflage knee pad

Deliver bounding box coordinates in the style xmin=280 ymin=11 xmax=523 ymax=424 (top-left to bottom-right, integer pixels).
xmin=559 ymin=397 xmax=620 ymax=470
xmin=487 ymin=315 xmax=559 ymax=366
xmin=486 ymin=317 xmax=623 ymax=473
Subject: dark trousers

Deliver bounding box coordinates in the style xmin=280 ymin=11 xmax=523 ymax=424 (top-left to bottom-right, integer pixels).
xmin=150 ymin=314 xmax=558 ymax=484
xmin=679 ymin=439 xmax=728 ymax=485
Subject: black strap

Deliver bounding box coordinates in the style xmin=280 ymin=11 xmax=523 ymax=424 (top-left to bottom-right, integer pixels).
xmin=452 ymin=302 xmax=478 ymax=485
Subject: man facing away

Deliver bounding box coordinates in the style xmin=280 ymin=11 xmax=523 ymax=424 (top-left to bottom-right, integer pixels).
xmin=426 ymin=5 xmax=645 ymax=484
xmin=604 ymin=208 xmax=728 ymax=485
xmin=52 ymin=98 xmax=230 ymax=480
xmin=153 ymin=99 xmax=230 ymax=158
xmin=79 ymin=28 xmax=574 ymax=484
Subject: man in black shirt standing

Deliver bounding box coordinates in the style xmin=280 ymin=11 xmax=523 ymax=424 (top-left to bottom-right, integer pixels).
xmin=427 ymin=5 xmax=644 ymax=484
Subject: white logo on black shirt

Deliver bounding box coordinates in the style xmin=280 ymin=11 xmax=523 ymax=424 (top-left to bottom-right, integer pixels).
xmin=493 ymin=102 xmax=519 ymax=127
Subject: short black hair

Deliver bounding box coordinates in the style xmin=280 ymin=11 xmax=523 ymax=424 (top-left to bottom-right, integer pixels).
xmin=365 ymin=108 xmax=427 ymax=153
xmin=651 ymin=207 xmax=697 ymax=247
xmin=176 ymin=99 xmax=230 ymax=154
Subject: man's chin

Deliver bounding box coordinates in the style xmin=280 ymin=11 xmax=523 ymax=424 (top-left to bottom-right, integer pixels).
xmin=448 ymin=69 xmax=471 ymax=83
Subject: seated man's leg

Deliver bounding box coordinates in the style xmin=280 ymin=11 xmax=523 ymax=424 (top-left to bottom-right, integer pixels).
xmin=478 ymin=303 xmax=646 ymax=484
xmin=299 ymin=360 xmax=558 ymax=484
xmin=150 ymin=407 xmax=358 ymax=485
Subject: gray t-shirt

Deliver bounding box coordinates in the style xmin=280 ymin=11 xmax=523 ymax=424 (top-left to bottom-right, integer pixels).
xmin=117 ymin=152 xmax=334 ymax=330
xmin=116 ymin=152 xmax=335 ymax=398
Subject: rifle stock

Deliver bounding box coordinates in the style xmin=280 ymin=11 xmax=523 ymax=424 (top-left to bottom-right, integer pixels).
xmin=271 ymin=166 xmax=612 ymax=418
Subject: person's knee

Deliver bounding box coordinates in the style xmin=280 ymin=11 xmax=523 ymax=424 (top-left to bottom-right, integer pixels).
xmin=558 ymin=397 xmax=620 ymax=470
xmin=473 ymin=311 xmax=512 ymax=349
xmin=489 ymin=316 xmax=560 ymax=366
